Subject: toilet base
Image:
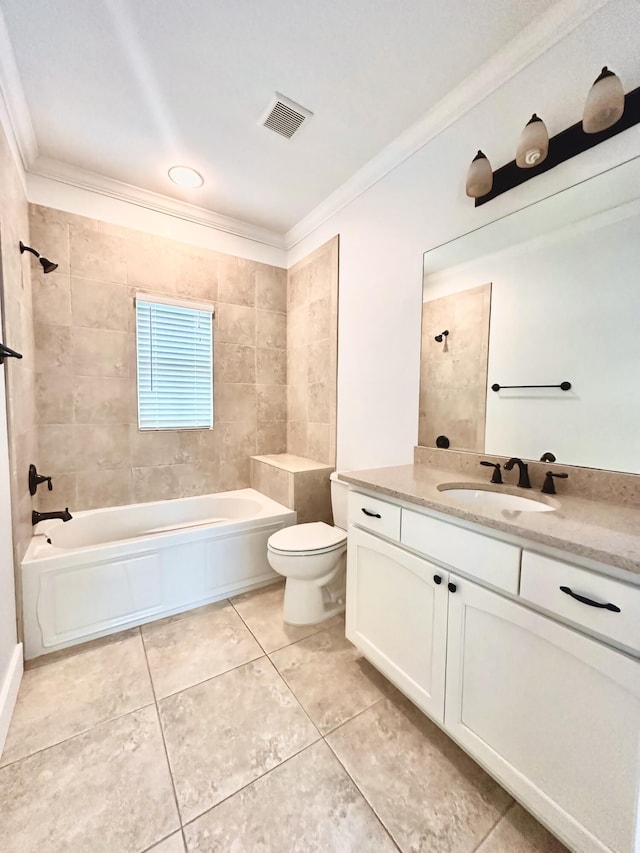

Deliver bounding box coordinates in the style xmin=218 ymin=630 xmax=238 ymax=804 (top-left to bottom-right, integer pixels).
xmin=282 ymin=558 xmax=346 ymax=626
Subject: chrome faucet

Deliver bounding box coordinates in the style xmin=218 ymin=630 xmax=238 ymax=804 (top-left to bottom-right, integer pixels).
xmin=32 ymin=508 xmax=72 ymax=525
xmin=504 ymin=458 xmax=532 ymax=489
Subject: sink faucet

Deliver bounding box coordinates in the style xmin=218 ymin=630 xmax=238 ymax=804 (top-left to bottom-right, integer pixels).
xmin=479 ymin=461 xmax=502 ymax=484
xmin=504 ymin=458 xmax=532 ymax=489
xmin=32 ymin=508 xmax=72 ymax=525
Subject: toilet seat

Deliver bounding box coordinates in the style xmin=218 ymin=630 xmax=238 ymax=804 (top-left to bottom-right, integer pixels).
xmin=268 ymin=522 xmax=346 ymax=557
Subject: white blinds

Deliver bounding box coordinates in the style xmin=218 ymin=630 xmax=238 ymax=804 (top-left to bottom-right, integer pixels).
xmin=136 ymin=297 xmax=214 ymax=430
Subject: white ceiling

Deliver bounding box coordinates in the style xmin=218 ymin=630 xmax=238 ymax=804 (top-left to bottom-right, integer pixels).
xmin=1 ymin=0 xmax=558 ymax=234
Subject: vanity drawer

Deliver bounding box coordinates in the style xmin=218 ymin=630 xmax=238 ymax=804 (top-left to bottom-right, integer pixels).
xmin=400 ymin=509 xmax=521 ymax=593
xmin=520 ymin=552 xmax=640 ymax=652
xmin=348 ymin=491 xmax=401 ymax=541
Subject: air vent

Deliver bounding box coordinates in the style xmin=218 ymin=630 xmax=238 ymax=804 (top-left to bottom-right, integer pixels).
xmin=260 ymin=93 xmax=313 ymax=140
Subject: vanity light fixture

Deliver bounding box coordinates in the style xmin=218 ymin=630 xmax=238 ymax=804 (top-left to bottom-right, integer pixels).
xmin=19 ymin=241 xmax=58 ymax=274
xmin=468 ymin=67 xmax=639 ymax=206
xmin=168 ymin=165 xmax=204 ymax=188
xmin=515 ymin=114 xmax=549 ymax=168
xmin=583 ymin=67 xmax=625 ymax=133
xmin=465 ymin=151 xmax=493 ymax=198
xmin=434 ymin=330 xmax=449 ymax=343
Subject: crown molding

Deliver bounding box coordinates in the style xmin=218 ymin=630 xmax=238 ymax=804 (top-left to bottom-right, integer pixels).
xmin=0 ymin=7 xmax=38 ymax=181
xmin=284 ymin=0 xmax=614 ymax=249
xmin=28 ymin=157 xmax=287 ymax=250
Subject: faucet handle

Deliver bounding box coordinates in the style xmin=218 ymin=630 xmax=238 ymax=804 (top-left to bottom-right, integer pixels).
xmin=480 ymin=460 xmax=503 ymax=484
xmin=541 ymin=471 xmax=568 ymax=494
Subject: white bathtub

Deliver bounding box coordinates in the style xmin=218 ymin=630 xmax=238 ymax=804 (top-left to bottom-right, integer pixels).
xmin=22 ymin=489 xmax=296 ymax=659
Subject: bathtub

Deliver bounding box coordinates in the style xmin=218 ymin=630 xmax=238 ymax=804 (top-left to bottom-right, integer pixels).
xmin=22 ymin=489 xmax=296 ymax=659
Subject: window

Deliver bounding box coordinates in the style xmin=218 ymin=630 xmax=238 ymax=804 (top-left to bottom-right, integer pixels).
xmin=135 ymin=294 xmax=214 ymax=430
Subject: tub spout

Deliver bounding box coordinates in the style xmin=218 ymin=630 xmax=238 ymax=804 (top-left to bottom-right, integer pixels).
xmin=32 ymin=508 xmax=72 ymax=525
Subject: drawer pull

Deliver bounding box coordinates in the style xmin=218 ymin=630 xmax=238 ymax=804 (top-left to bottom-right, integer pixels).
xmin=361 ymin=508 xmax=382 ymax=518
xmin=559 ymin=586 xmax=621 ymax=613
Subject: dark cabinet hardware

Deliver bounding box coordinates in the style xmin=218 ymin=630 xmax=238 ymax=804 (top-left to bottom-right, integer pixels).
xmin=480 ymin=461 xmax=502 ymax=484
xmin=542 ymin=471 xmax=569 ymax=494
xmin=504 ymin=458 xmax=531 ymax=489
xmin=433 ymin=575 xmax=442 ymax=585
xmin=434 ymin=330 xmax=449 ymax=343
xmin=436 ymin=435 xmax=450 ymax=449
xmin=448 ymin=582 xmax=457 ymax=593
xmin=491 ymin=381 xmax=571 ymax=392
xmin=32 ymin=508 xmax=72 ymax=525
xmin=29 ymin=464 xmax=53 ymax=496
xmin=361 ymin=508 xmax=381 ymax=519
xmin=559 ymin=586 xmax=620 ymax=613
xmin=539 ymin=451 xmax=556 ymax=463
xmin=0 ymin=342 xmax=23 ymax=364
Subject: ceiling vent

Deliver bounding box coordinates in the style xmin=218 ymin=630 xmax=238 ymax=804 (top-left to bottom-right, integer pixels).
xmin=260 ymin=93 xmax=313 ymax=140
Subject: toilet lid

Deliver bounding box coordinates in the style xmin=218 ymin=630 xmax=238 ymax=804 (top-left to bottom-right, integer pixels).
xmin=268 ymin=522 xmax=346 ymax=554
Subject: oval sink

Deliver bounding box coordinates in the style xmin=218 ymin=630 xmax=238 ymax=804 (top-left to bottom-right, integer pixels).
xmin=438 ymin=483 xmax=557 ymax=513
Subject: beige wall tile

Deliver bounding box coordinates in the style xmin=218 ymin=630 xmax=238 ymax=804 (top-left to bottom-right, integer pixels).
xmin=35 ymin=472 xmax=77 ymax=512
xmin=308 ymin=423 xmax=331 ymax=466
xmin=215 ymin=343 xmax=256 ymax=384
xmin=250 ymin=459 xmax=292 ymax=507
xmin=257 ymin=385 xmax=286 ymax=422
xmin=76 ymin=469 xmax=132 ymax=510
xmin=256 ymin=310 xmax=286 ymax=349
xmin=178 ymin=429 xmax=219 ymax=464
xmin=36 ymin=372 xmax=74 ymax=424
xmin=175 ymin=461 xmax=220 ymax=497
xmin=257 ymin=422 xmax=287 ymax=455
xmin=74 ymin=424 xmax=131 ymax=470
xmin=255 ymin=265 xmax=286 ymax=313
xmin=70 ymin=227 xmax=127 ymax=283
xmin=38 ymin=425 xmax=78 ymax=473
xmin=131 ymin=429 xmax=183 ymax=467
xmin=32 ymin=273 xmax=71 ymax=326
xmin=70 ymin=278 xmax=129 ymax=331
xmin=74 ymin=377 xmax=131 ymax=424
xmin=72 ymin=327 xmax=129 ymax=377
xmin=29 ymin=208 xmax=70 ymax=274
xmin=219 ymin=457 xmax=251 ymax=490
xmin=215 ymin=383 xmax=257 ymax=424
xmin=35 ymin=324 xmax=72 ymax=373
xmin=132 ymin=465 xmax=178 ymax=503
xmin=256 ymin=348 xmax=286 ymax=385
xmin=287 ymin=422 xmax=308 ymax=458
xmin=176 ymin=249 xmax=218 ymax=302
xmin=217 ymin=424 xmax=257 ymax=462
xmin=218 ymin=258 xmax=255 ymax=306
xmin=217 ymin=303 xmax=256 ymax=346
xmin=126 ymin=234 xmax=180 ymax=292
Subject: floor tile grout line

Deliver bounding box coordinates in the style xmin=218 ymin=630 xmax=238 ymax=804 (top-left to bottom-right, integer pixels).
xmin=322 ymin=735 xmax=403 ymax=852
xmin=140 ymin=627 xmax=188 ymax=848
xmin=261 ymin=654 xmax=324 ymax=738
xmin=228 ymin=597 xmax=271 ymax=655
xmin=0 ymin=700 xmax=157 ymax=772
xmin=470 ymin=799 xmax=517 ymax=852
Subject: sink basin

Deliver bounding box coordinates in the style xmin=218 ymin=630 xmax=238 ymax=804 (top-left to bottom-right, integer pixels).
xmin=438 ymin=483 xmax=557 ymax=513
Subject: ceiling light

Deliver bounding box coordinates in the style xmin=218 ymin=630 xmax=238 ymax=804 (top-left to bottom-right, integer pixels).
xmin=168 ymin=166 xmax=204 ymax=188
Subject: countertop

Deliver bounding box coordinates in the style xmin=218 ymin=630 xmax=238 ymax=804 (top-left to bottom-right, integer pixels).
xmin=338 ymin=464 xmax=640 ymax=581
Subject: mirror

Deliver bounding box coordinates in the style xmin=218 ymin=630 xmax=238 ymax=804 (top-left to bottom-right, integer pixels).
xmin=420 ymin=157 xmax=640 ymax=475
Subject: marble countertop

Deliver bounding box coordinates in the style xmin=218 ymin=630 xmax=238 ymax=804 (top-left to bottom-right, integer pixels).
xmin=339 ymin=464 xmax=640 ymax=581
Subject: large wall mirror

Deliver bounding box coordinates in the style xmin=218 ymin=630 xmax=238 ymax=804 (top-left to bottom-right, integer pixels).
xmin=420 ymin=156 xmax=640 ymax=475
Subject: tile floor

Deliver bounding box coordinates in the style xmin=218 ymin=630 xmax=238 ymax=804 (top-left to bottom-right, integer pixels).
xmin=0 ymin=582 xmax=569 ymax=853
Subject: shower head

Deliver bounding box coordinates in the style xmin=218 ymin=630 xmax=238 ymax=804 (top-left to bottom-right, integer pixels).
xmin=19 ymin=241 xmax=58 ymax=274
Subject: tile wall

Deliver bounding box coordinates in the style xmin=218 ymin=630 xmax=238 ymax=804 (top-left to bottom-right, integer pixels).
xmin=286 ymin=236 xmax=339 ymax=466
xmin=0 ymin=124 xmax=36 ymax=634
xmin=31 ymin=205 xmax=287 ymax=511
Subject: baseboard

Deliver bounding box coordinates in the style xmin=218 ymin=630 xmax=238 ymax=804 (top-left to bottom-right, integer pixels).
xmin=0 ymin=643 xmax=23 ymax=757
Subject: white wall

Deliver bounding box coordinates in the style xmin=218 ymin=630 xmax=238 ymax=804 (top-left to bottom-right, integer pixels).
xmin=288 ymin=0 xmax=640 ymax=471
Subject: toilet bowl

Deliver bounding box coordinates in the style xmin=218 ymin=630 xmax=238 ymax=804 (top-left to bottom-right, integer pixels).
xmin=267 ymin=473 xmax=349 ymax=625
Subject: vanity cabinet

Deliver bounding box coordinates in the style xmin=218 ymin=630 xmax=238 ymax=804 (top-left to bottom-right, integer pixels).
xmin=346 ymin=490 xmax=640 ymax=853
xmin=346 ymin=526 xmax=448 ymax=722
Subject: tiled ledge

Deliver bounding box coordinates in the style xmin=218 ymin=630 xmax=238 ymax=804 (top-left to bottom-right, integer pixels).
xmin=250 ymin=454 xmax=334 ymax=524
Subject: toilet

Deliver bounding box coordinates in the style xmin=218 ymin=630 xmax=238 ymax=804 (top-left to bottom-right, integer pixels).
xmin=267 ymin=472 xmax=348 ymax=625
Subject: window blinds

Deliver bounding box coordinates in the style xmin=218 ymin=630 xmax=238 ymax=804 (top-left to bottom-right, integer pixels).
xmin=135 ymin=296 xmax=214 ymax=430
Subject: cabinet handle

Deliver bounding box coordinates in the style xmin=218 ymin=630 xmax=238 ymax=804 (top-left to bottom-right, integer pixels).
xmin=433 ymin=574 xmax=442 ymax=585
xmin=448 ymin=582 xmax=457 ymax=593
xmin=559 ymin=586 xmax=620 ymax=613
xmin=361 ymin=508 xmax=381 ymax=518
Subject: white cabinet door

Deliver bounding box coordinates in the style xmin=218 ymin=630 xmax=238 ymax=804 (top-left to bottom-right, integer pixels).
xmin=445 ymin=576 xmax=640 ymax=853
xmin=346 ymin=526 xmax=448 ymax=722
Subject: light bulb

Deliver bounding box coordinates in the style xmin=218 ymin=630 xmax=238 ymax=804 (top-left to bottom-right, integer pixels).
xmin=516 ymin=114 xmax=549 ymax=169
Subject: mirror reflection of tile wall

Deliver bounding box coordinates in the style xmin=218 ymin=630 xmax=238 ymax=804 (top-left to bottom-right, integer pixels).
xmin=419 ymin=284 xmax=491 ymax=452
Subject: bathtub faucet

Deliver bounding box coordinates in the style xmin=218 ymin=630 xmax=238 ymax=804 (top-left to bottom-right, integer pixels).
xmin=32 ymin=508 xmax=73 ymax=525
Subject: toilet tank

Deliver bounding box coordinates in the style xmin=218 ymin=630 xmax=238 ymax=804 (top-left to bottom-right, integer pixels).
xmin=330 ymin=472 xmax=349 ymax=530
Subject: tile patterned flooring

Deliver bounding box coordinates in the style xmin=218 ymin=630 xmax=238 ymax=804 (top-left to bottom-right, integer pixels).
xmin=0 ymin=582 xmax=568 ymax=852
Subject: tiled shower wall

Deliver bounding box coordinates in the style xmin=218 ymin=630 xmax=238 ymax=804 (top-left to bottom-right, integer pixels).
xmin=31 ymin=205 xmax=287 ymax=511
xmin=286 ymin=236 xmax=338 ymax=466
xmin=0 ymin=122 xmax=36 ymax=632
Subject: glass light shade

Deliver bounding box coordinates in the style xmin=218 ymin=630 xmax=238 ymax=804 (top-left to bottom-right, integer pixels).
xmin=168 ymin=166 xmax=204 ymax=188
xmin=465 ymin=150 xmax=493 ymax=198
xmin=583 ymin=67 xmax=625 ymax=134
xmin=516 ymin=114 xmax=549 ymax=168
